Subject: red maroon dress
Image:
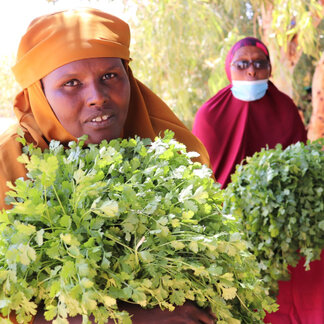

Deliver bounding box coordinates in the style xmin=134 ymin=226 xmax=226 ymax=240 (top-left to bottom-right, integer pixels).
xmin=264 ymin=250 xmax=324 ymax=323
xmin=193 ymin=37 xmax=311 ymax=323
xmin=192 ymin=81 xmax=307 ymax=188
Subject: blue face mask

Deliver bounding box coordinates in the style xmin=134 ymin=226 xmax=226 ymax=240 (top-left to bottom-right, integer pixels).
xmin=231 ymin=79 xmax=268 ymax=102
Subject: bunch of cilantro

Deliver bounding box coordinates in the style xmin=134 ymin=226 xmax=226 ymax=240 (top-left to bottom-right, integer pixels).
xmin=223 ymin=139 xmax=324 ymax=294
xmin=0 ymin=131 xmax=276 ymax=324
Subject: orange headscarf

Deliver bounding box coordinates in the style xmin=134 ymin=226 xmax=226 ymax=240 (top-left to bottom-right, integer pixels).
xmin=0 ymin=7 xmax=210 ymax=209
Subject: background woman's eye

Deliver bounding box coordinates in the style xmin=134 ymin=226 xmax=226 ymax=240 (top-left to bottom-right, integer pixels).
xmin=103 ymin=73 xmax=116 ymax=80
xmin=64 ymin=79 xmax=80 ymax=87
xmin=254 ymin=62 xmax=262 ymax=69
xmin=254 ymin=60 xmax=269 ymax=70
xmin=233 ymin=60 xmax=249 ymax=70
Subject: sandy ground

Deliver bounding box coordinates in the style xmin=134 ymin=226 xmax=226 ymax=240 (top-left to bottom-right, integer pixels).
xmin=0 ymin=117 xmax=16 ymax=134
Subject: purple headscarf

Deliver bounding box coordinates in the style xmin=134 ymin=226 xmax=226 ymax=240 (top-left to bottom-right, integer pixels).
xmin=225 ymin=37 xmax=271 ymax=82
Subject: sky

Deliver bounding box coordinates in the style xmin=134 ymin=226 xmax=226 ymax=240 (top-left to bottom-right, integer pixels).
xmin=0 ymin=0 xmax=132 ymax=56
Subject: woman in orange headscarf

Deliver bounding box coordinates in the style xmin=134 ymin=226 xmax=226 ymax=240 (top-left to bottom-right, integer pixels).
xmin=0 ymin=7 xmax=213 ymax=324
xmin=0 ymin=7 xmax=210 ymax=210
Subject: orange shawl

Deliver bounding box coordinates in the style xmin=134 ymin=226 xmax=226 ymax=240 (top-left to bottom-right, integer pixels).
xmin=0 ymin=7 xmax=210 ymax=210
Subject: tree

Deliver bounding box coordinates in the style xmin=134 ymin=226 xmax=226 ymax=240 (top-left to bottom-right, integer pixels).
xmin=127 ymin=0 xmax=324 ymax=129
xmin=257 ymin=0 xmax=323 ymax=95
xmin=127 ymin=1 xmax=236 ymax=127
xmin=253 ymin=0 xmax=324 ymax=126
xmin=308 ymin=50 xmax=324 ymax=140
xmin=128 ymin=0 xmax=255 ymax=127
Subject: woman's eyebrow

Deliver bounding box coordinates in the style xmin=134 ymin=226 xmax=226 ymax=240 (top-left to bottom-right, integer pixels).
xmin=102 ymin=63 xmax=124 ymax=70
xmin=58 ymin=63 xmax=123 ymax=75
xmin=51 ymin=73 xmax=81 ymax=82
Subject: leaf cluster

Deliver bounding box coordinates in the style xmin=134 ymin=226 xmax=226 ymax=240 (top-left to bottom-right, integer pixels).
xmin=223 ymin=139 xmax=324 ymax=294
xmin=129 ymin=0 xmax=253 ymax=128
xmin=0 ymin=131 xmax=276 ymax=323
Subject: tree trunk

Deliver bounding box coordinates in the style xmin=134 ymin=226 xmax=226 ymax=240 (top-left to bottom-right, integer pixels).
xmin=307 ymin=52 xmax=324 ymax=141
xmin=273 ymin=37 xmax=302 ymax=98
xmin=306 ymin=0 xmax=324 ymax=139
xmin=260 ymin=2 xmax=302 ymax=98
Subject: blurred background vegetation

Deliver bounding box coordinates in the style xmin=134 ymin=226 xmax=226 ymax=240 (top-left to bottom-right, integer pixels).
xmin=0 ymin=54 xmax=21 ymax=118
xmin=1 ymin=0 xmax=324 ymax=129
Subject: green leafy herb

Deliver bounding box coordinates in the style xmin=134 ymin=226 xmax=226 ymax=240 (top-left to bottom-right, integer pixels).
xmin=0 ymin=130 xmax=276 ymax=323
xmin=223 ymin=139 xmax=324 ymax=294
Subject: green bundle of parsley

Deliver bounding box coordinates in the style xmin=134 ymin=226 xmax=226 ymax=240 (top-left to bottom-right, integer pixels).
xmin=223 ymin=139 xmax=324 ymax=294
xmin=0 ymin=131 xmax=275 ymax=323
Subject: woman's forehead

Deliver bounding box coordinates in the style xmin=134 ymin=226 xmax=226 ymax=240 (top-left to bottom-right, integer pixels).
xmin=58 ymin=57 xmax=123 ymax=71
xmin=43 ymin=57 xmax=124 ymax=80
xmin=232 ymin=46 xmax=268 ymax=61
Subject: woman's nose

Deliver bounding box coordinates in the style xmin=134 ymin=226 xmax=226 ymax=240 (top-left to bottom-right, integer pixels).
xmin=86 ymin=82 xmax=108 ymax=107
xmin=247 ymin=65 xmax=256 ymax=77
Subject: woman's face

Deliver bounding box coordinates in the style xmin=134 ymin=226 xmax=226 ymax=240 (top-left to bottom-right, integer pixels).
xmin=42 ymin=57 xmax=131 ymax=144
xmin=230 ymin=46 xmax=271 ymax=81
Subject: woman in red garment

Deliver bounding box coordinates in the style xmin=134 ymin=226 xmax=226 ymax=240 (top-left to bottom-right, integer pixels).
xmin=192 ymin=37 xmax=307 ymax=188
xmin=193 ymin=37 xmax=324 ymax=324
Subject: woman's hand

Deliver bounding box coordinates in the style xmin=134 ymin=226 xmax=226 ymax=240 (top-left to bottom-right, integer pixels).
xmin=120 ymin=301 xmax=216 ymax=324
xmin=33 ymin=301 xmax=216 ymax=323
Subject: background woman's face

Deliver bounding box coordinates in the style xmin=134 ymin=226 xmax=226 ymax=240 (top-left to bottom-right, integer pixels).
xmin=230 ymin=46 xmax=271 ymax=81
xmin=42 ymin=57 xmax=131 ymax=144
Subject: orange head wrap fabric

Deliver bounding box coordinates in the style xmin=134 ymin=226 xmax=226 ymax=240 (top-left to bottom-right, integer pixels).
xmin=12 ymin=7 xmax=131 ymax=145
xmin=13 ymin=8 xmax=131 ymax=89
xmin=0 ymin=7 xmax=210 ymax=209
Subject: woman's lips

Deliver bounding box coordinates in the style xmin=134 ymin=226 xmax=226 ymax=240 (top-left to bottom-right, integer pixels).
xmin=91 ymin=114 xmax=109 ymax=122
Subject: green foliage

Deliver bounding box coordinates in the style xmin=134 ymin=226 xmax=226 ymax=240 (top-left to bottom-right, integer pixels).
xmin=129 ymin=0 xmax=254 ymax=127
xmin=270 ymin=0 xmax=323 ymax=57
xmin=128 ymin=0 xmax=324 ymax=127
xmin=292 ymin=53 xmax=316 ymax=124
xmin=293 ymin=18 xmax=324 ymax=124
xmin=0 ymin=131 xmax=276 ymax=323
xmin=223 ymin=139 xmax=324 ymax=294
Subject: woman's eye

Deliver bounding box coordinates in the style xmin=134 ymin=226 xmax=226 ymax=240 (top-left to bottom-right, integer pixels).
xmin=64 ymin=79 xmax=80 ymax=87
xmin=102 ymin=73 xmax=116 ymax=80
